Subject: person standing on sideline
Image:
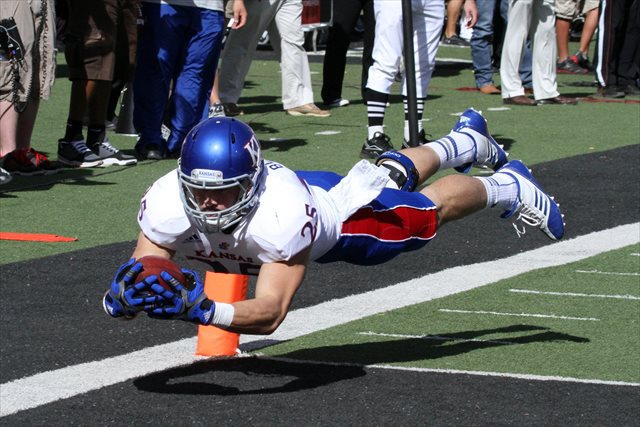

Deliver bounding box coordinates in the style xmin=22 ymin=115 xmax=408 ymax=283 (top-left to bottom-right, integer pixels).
xmin=0 ymin=0 xmax=59 ymax=175
xmin=594 ymin=0 xmax=639 ymax=98
xmin=217 ymin=0 xmax=330 ymax=118
xmin=56 ymin=0 xmax=139 ymax=168
xmin=470 ymin=0 xmax=532 ymax=95
xmin=321 ymin=0 xmax=375 ymax=108
xmin=360 ymin=0 xmax=478 ymax=158
xmin=500 ymin=0 xmax=577 ymax=106
xmin=133 ymin=0 xmax=247 ymax=160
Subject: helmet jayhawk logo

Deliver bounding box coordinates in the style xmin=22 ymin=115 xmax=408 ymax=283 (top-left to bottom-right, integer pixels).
xmin=244 ymin=135 xmax=261 ymax=167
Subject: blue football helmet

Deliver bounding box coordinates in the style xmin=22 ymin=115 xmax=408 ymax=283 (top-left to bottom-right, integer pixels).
xmin=178 ymin=117 xmax=264 ymax=233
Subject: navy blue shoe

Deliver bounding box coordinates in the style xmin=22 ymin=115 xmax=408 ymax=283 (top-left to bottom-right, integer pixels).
xmin=453 ymin=108 xmax=508 ymax=173
xmin=496 ymin=160 xmax=565 ymax=241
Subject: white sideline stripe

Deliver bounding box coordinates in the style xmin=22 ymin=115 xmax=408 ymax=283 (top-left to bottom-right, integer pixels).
xmin=575 ymin=269 xmax=640 ymax=276
xmin=368 ymin=365 xmax=640 ymax=387
xmin=1 ymin=223 xmax=638 ymax=417
xmin=438 ymin=309 xmax=600 ymax=322
xmin=509 ymin=288 xmax=640 ymax=300
xmin=260 ymin=356 xmax=640 ymax=387
xmin=358 ymin=331 xmax=518 ymax=346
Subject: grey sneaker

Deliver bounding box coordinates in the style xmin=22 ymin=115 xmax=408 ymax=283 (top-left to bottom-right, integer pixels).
xmin=57 ymin=139 xmax=103 ymax=168
xmin=208 ymin=103 xmax=226 ymax=118
xmin=92 ymin=139 xmax=137 ymax=166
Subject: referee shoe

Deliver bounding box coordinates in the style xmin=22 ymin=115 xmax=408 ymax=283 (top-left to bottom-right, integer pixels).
xmin=360 ymin=132 xmax=393 ymax=159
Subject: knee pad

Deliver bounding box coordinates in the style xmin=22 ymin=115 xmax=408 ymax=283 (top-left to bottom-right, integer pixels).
xmin=375 ymin=150 xmax=419 ymax=192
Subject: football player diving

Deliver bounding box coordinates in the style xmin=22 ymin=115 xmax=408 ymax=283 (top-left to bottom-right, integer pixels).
xmin=103 ymin=110 xmax=565 ymax=334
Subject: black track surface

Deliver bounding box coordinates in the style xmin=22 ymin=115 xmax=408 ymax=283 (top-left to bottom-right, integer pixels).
xmin=1 ymin=146 xmax=639 ymax=425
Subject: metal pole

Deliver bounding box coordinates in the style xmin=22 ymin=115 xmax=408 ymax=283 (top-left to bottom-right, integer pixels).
xmin=401 ymin=0 xmax=418 ymax=147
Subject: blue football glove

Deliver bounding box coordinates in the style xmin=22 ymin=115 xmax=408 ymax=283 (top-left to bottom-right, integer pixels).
xmin=102 ymin=258 xmax=164 ymax=319
xmin=146 ymin=269 xmax=216 ymax=325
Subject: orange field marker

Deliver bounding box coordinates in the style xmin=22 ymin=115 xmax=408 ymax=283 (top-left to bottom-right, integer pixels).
xmin=0 ymin=232 xmax=78 ymax=242
xmin=196 ymin=272 xmax=248 ymax=356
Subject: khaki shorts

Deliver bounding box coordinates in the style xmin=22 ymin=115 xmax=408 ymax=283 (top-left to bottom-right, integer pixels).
xmin=555 ymin=0 xmax=599 ymax=20
xmin=65 ymin=0 xmax=139 ymax=81
xmin=0 ymin=0 xmax=56 ymax=102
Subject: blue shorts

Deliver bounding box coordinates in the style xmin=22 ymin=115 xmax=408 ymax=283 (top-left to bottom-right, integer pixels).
xmin=296 ymin=170 xmax=438 ymax=265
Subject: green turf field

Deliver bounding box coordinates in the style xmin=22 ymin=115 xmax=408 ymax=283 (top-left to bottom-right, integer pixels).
xmin=260 ymin=244 xmax=640 ymax=383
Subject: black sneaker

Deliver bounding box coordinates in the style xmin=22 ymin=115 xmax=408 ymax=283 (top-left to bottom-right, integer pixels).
xmin=570 ymin=51 xmax=593 ymax=72
xmin=441 ymin=34 xmax=470 ymax=47
xmin=596 ymin=85 xmax=626 ymax=99
xmin=135 ymin=143 xmax=165 ymax=160
xmin=222 ymin=103 xmax=244 ymax=117
xmin=360 ymin=132 xmax=394 ymax=159
xmin=402 ymin=129 xmax=431 ymax=149
xmin=57 ymin=139 xmax=103 ymax=168
xmin=623 ymin=84 xmax=640 ymax=97
xmin=557 ymin=58 xmax=588 ymax=74
xmin=92 ymin=139 xmax=137 ymax=166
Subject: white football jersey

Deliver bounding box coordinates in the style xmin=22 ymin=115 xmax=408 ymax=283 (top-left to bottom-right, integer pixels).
xmin=138 ymin=160 xmax=389 ymax=275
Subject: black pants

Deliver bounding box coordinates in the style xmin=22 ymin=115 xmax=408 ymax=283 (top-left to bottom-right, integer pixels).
xmin=595 ymin=0 xmax=640 ymax=88
xmin=321 ymin=0 xmax=375 ymax=103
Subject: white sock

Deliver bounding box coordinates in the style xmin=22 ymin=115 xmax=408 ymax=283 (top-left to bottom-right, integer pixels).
xmin=474 ymin=173 xmax=518 ymax=210
xmin=425 ymin=129 xmax=481 ymax=170
xmin=368 ymin=125 xmax=385 ymax=140
xmin=404 ymin=120 xmax=424 ymax=141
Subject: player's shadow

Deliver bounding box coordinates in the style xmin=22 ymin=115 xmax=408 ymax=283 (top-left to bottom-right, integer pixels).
xmin=492 ymin=134 xmax=516 ymax=152
xmin=133 ymin=356 xmax=366 ymax=396
xmin=276 ymin=324 xmax=589 ymax=365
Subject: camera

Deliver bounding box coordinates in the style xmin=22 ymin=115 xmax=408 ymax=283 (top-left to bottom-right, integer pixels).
xmin=0 ymin=18 xmax=25 ymax=61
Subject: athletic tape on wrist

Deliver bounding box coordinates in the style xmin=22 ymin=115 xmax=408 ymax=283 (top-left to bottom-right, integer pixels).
xmin=211 ymin=302 xmax=235 ymax=327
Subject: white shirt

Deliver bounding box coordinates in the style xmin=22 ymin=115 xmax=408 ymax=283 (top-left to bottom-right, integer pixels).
xmin=138 ymin=160 xmax=389 ymax=275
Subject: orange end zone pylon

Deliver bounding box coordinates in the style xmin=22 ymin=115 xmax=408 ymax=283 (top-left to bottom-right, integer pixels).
xmin=196 ymin=271 xmax=248 ymax=356
xmin=0 ymin=232 xmax=78 ymax=242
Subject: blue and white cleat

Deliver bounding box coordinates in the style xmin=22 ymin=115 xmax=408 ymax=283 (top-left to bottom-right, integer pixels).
xmin=496 ymin=160 xmax=565 ymax=240
xmin=453 ymin=108 xmax=508 ymax=173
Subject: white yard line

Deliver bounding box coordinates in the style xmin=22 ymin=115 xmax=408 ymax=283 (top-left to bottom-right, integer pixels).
xmin=575 ymin=269 xmax=640 ymax=276
xmin=509 ymin=289 xmax=640 ymax=300
xmin=367 ymin=364 xmax=640 ymax=387
xmin=261 ymin=356 xmax=640 ymax=388
xmin=438 ymin=308 xmax=600 ymax=321
xmin=1 ymin=223 xmax=638 ymax=417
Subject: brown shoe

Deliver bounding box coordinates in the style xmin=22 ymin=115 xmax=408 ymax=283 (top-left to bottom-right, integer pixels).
xmin=478 ymin=84 xmax=501 ymax=95
xmin=286 ymin=103 xmax=331 ymax=117
xmin=537 ymin=95 xmax=578 ymax=105
xmin=503 ymin=95 xmax=537 ymax=106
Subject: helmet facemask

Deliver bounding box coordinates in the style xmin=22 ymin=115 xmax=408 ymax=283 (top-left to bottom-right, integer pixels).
xmin=178 ymin=161 xmax=263 ymax=233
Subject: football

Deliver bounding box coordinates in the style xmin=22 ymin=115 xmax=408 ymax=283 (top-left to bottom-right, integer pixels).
xmin=135 ymin=256 xmax=186 ymax=291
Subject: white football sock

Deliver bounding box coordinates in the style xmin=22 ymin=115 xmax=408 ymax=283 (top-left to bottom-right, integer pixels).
xmin=368 ymin=125 xmax=385 ymax=140
xmin=474 ymin=173 xmax=518 ymax=209
xmin=424 ymin=129 xmax=483 ymax=170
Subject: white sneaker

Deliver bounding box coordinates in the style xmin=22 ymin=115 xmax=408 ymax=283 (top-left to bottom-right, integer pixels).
xmin=92 ymin=139 xmax=137 ymax=166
